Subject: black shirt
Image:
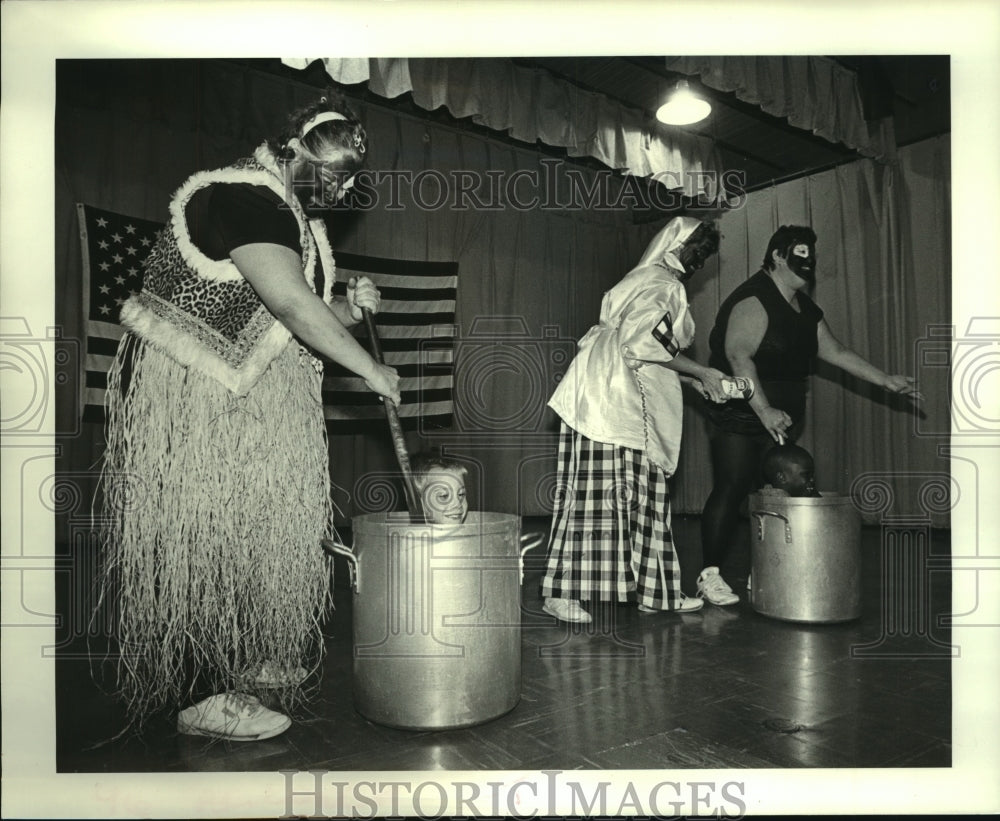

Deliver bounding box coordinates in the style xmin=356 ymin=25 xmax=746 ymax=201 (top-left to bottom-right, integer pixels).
xmin=706 ymin=270 xmax=824 ymax=433
xmin=186 ymin=183 xmax=302 ymax=260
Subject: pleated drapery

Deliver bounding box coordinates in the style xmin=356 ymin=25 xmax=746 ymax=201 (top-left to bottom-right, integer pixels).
xmin=674 ymin=136 xmax=950 ymax=526
xmin=664 ymin=55 xmax=896 ymax=162
xmin=282 ymin=57 xmax=727 ymax=200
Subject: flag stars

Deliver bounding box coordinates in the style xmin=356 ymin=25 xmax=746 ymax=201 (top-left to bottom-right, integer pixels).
xmin=99 ymin=304 xmax=112 ymax=315
xmin=99 ymin=262 xmax=110 ymax=272
xmin=112 ymin=253 xmax=124 ymax=264
xmin=126 ymin=246 xmax=137 ymax=256
xmin=127 ymin=266 xmax=138 ymax=277
xmin=96 ymin=217 xmax=108 ymax=228
xmin=111 ymin=232 xmax=122 ymax=243
xmin=98 ymin=240 xmax=109 ymax=250
xmin=125 ymin=224 xmax=137 ymax=234
xmin=140 ymin=237 xmax=152 ymax=247
xmin=114 ymin=275 xmax=126 ymax=285
xmin=99 ymin=284 xmax=110 ymax=294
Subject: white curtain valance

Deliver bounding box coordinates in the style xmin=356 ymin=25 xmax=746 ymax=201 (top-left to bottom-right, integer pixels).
xmin=282 ymin=57 xmax=728 ymax=200
xmin=664 ymin=56 xmax=895 ymax=162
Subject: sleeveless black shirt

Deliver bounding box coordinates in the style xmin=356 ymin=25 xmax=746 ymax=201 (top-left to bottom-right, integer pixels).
xmin=706 ymin=270 xmax=824 ymax=434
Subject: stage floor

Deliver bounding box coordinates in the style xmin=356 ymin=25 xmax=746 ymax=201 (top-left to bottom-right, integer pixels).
xmin=56 ymin=517 xmax=952 ymax=772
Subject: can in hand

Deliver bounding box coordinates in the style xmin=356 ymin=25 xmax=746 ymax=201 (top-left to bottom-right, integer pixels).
xmin=721 ymin=376 xmax=755 ymax=400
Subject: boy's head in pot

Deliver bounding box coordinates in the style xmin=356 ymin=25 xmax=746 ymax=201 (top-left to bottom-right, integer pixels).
xmin=411 ymin=453 xmax=469 ymax=524
xmin=762 ymin=444 xmax=820 ymax=498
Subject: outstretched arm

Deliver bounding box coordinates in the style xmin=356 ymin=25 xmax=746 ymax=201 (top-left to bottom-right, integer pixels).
xmin=816 ymin=319 xmax=923 ymax=400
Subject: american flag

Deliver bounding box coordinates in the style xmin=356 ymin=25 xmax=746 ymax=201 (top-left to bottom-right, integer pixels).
xmin=78 ymin=204 xmax=161 ymax=423
xmin=77 ymin=203 xmax=457 ymax=431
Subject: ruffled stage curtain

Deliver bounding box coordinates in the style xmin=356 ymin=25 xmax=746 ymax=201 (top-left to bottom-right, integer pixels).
xmin=664 ymin=56 xmax=896 ymax=162
xmin=282 ymin=57 xmax=727 ymax=200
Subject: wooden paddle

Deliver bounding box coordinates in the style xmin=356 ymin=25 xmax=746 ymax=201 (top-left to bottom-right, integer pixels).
xmin=361 ymin=305 xmax=425 ymax=523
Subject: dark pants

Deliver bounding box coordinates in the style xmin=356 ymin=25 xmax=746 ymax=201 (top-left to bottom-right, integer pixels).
xmin=700 ymin=425 xmax=800 ymax=573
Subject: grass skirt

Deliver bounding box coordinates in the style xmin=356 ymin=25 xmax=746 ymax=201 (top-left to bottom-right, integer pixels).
xmin=101 ymin=334 xmax=333 ymax=726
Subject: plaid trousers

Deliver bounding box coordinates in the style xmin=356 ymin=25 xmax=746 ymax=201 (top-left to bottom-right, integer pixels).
xmin=540 ymin=422 xmax=681 ymax=609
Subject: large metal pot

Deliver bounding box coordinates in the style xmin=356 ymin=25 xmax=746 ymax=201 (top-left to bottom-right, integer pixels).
xmin=748 ymin=492 xmax=862 ymax=623
xmin=324 ymin=512 xmax=543 ymax=730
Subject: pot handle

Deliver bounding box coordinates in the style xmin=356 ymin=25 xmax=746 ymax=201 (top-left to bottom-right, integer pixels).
xmin=751 ymin=511 xmax=793 ymax=544
xmin=322 ymin=538 xmax=360 ymax=593
xmin=519 ymin=532 xmax=546 ymax=584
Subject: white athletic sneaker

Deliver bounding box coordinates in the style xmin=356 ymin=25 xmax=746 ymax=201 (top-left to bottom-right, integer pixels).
xmin=638 ymin=593 xmax=704 ymax=614
xmin=543 ymin=597 xmax=592 ymax=623
xmin=177 ymin=693 xmax=291 ymax=741
xmin=697 ymin=566 xmax=740 ymax=606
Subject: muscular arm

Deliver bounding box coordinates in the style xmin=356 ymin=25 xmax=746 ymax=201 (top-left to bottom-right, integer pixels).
xmin=816 ymin=319 xmax=922 ymax=399
xmin=229 ymin=242 xmax=400 ymax=403
xmin=724 ymin=297 xmax=792 ymax=441
xmin=816 ymin=319 xmax=888 ymax=382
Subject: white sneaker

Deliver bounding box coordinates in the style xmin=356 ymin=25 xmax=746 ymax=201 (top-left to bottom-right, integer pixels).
xmin=177 ymin=693 xmax=291 ymax=741
xmin=543 ymin=597 xmax=592 ymax=623
xmin=638 ymin=594 xmax=704 ymax=614
xmin=697 ymin=566 xmax=740 ymax=606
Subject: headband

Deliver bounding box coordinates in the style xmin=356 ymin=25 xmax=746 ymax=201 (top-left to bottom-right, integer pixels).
xmin=300 ymin=111 xmax=348 ymax=137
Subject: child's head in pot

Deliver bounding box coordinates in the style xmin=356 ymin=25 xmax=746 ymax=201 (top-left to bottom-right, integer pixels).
xmin=411 ymin=453 xmax=469 ymax=524
xmin=762 ymin=444 xmax=820 ymax=498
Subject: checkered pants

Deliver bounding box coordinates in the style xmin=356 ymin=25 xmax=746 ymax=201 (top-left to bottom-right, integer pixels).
xmin=540 ymin=422 xmax=681 ymax=609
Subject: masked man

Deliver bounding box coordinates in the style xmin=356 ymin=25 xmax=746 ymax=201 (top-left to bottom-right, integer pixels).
xmin=695 ymin=225 xmax=921 ymax=607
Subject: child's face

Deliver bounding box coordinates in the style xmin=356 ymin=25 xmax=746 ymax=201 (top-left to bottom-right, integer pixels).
xmin=420 ymin=467 xmax=469 ymax=524
xmin=778 ymin=457 xmax=818 ymax=497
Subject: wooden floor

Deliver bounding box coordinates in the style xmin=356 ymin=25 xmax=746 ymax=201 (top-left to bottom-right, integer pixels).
xmin=56 ymin=517 xmax=952 ymax=773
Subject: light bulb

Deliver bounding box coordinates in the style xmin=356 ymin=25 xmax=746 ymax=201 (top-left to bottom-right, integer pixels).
xmin=656 ymin=81 xmax=711 ymax=125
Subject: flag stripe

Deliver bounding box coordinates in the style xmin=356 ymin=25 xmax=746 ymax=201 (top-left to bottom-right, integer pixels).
xmin=328 ymin=415 xmax=453 ymax=434
xmin=334 ymin=252 xmax=458 ymax=278
xmin=321 ymin=387 xmax=453 ymax=407
xmin=324 ymin=402 xmax=454 ymax=419
xmin=374 ymin=299 xmax=457 ymax=313
xmin=324 ymin=365 xmax=453 ymax=382
xmin=365 ymin=311 xmax=456 ymax=327
xmin=352 ymin=332 xmax=456 ymax=346
xmin=332 ymin=283 xmax=458 ymax=302
xmin=78 ymin=203 xmax=458 ymax=431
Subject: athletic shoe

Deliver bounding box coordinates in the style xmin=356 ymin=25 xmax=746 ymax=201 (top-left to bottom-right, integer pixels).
xmin=543 ymin=597 xmax=592 ymax=623
xmin=697 ymin=566 xmax=740 ymax=606
xmin=177 ymin=693 xmax=291 ymax=741
xmin=638 ymin=594 xmax=704 ymax=614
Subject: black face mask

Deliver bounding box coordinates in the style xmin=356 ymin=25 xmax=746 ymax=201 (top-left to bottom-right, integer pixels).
xmin=785 ymin=242 xmax=816 ymax=284
xmin=678 ymin=234 xmax=717 ymax=281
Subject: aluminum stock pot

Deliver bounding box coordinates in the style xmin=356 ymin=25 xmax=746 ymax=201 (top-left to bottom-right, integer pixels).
xmin=324 ymin=512 xmax=544 ymax=730
xmin=748 ymin=492 xmax=862 ymax=623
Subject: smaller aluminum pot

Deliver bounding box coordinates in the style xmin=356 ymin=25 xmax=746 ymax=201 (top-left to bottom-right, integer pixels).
xmin=324 ymin=512 xmax=544 ymax=730
xmin=748 ymin=492 xmax=862 ymax=623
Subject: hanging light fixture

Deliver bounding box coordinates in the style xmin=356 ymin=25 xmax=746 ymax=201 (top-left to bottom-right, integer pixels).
xmin=656 ymin=79 xmax=711 ymax=125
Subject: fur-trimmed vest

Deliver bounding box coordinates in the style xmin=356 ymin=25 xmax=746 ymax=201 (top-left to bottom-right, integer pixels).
xmin=120 ymin=144 xmax=337 ymax=395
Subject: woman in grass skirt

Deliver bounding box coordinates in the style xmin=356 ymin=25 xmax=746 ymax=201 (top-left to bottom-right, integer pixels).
xmin=101 ymin=91 xmax=400 ymax=741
